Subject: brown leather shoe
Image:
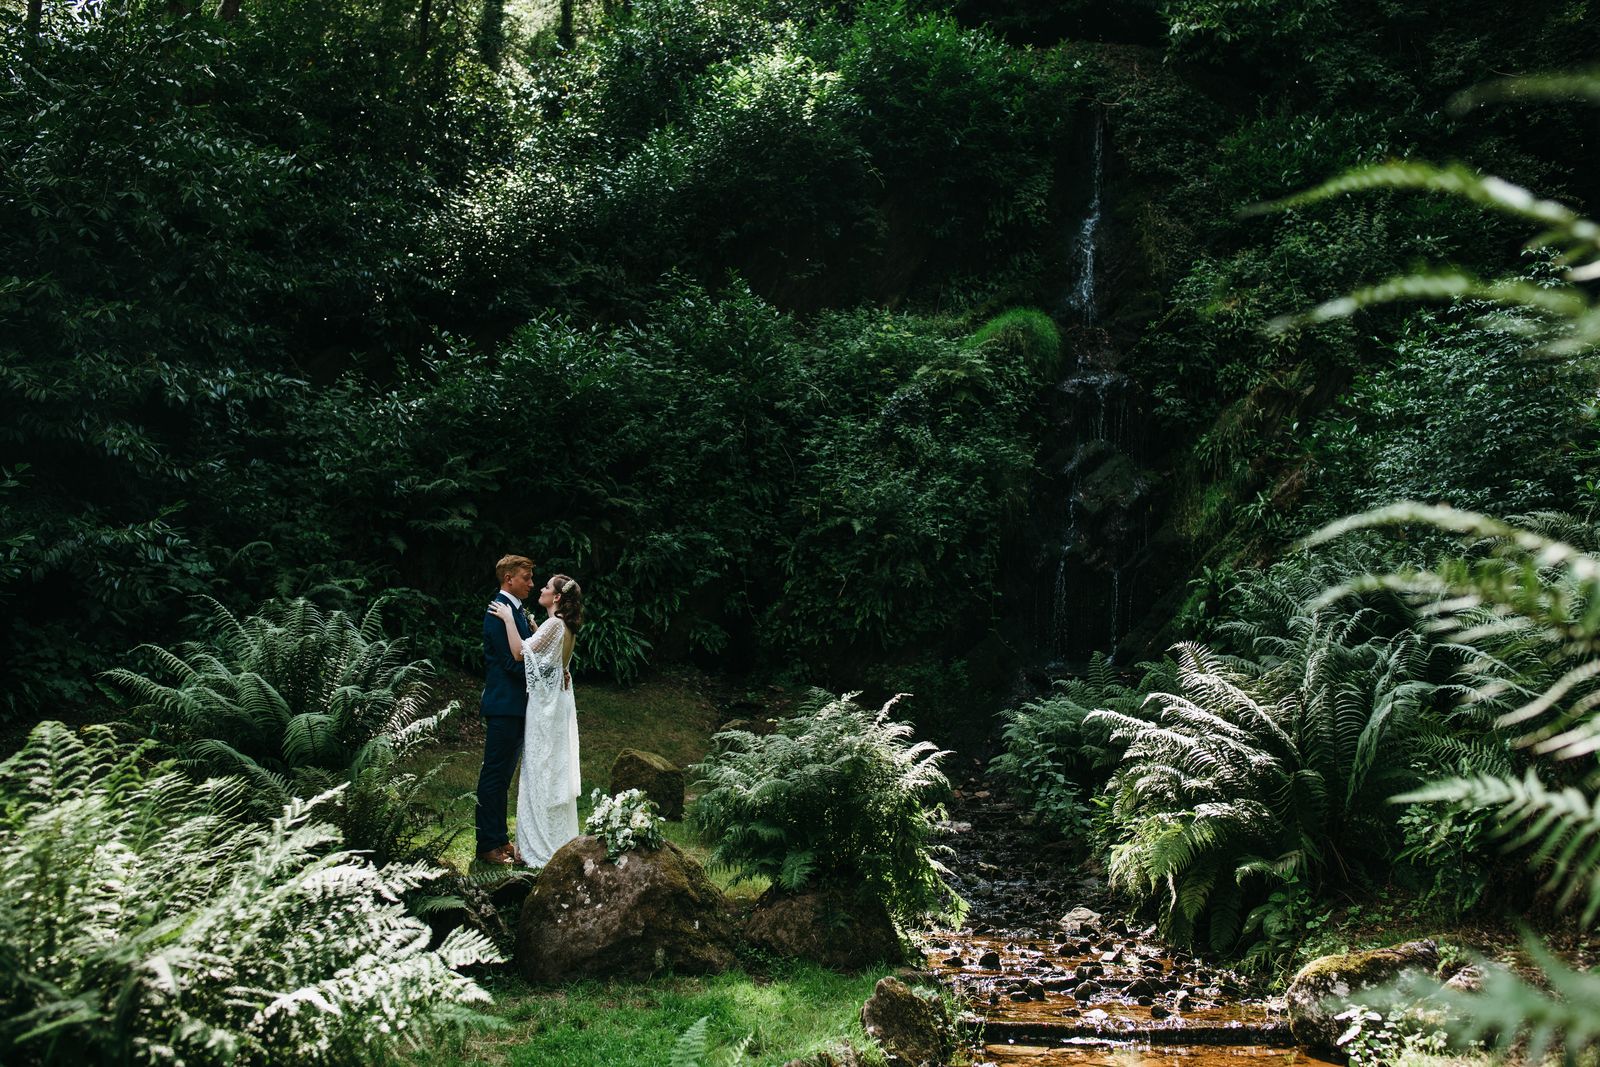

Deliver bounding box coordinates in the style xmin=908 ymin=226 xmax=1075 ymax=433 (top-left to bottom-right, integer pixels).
xmin=476 ymin=843 xmax=515 ymax=866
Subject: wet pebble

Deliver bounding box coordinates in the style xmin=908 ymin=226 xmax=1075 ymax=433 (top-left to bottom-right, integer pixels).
xmin=977 ymin=949 xmax=1001 ymax=969
xmin=1150 ymin=1004 xmax=1171 ymax=1020
xmin=944 ymin=954 xmax=963 ymax=966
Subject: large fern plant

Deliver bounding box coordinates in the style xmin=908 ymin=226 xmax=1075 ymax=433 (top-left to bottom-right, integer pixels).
xmin=0 ymin=722 xmax=499 ymax=1067
xmin=1264 ymin=67 xmax=1600 ymax=1049
xmin=106 ymin=597 xmax=459 ymax=862
xmin=691 ymin=691 xmax=962 ymax=927
xmin=1089 ymin=602 xmax=1435 ymax=950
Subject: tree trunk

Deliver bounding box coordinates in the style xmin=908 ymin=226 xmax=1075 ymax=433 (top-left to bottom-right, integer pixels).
xmin=25 ymin=0 xmax=43 ymax=41
xmin=478 ymin=0 xmax=505 ymax=67
xmin=558 ymin=0 xmax=574 ymax=50
xmin=219 ymin=0 xmax=242 ymax=21
xmin=419 ymin=0 xmax=432 ymax=53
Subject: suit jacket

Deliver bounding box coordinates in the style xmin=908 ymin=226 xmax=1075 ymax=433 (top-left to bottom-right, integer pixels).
xmin=481 ymin=591 xmax=533 ymax=717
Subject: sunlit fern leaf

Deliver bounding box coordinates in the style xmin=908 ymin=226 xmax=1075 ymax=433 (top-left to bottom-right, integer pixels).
xmin=1269 ymin=272 xmax=1591 ymax=335
xmin=1397 ymin=770 xmax=1600 ymax=924
xmin=1258 ymin=161 xmax=1599 ymax=242
xmin=670 ymin=1017 xmax=712 ymax=1067
xmin=1452 ymin=70 xmax=1600 ymax=110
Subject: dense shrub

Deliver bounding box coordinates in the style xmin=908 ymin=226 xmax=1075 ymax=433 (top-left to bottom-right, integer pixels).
xmin=440 ymin=0 xmax=1077 ymax=314
xmin=691 ymin=691 xmax=960 ymax=926
xmin=1307 ymin=505 xmax=1600 ymax=1054
xmin=291 ymin=284 xmax=1045 ymax=680
xmin=0 ymin=722 xmax=498 ymax=1067
xmin=988 ymin=654 xmax=1154 ymax=842
xmin=0 ymin=0 xmax=516 ymax=725
xmin=1298 ymin=308 xmax=1593 ymax=527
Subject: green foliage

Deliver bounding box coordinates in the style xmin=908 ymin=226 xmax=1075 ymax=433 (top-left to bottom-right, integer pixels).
xmin=0 ymin=721 xmax=499 ymax=1067
xmin=1297 ymin=309 xmax=1594 ymax=528
xmin=106 ymin=597 xmax=460 ymax=863
xmin=299 ymin=285 xmax=1044 ymax=680
xmin=1393 ymin=803 xmax=1496 ymax=916
xmin=1089 ymin=607 xmax=1435 ymax=949
xmin=989 ymin=654 xmax=1157 ymax=842
xmin=442 ymin=0 xmax=1077 ymax=313
xmin=0 ymin=0 xmax=518 ymax=720
xmin=970 ymin=308 xmax=1064 ymax=379
xmin=691 ymin=691 xmax=961 ymax=927
xmin=1309 ymin=504 xmax=1600 ymax=1050
xmin=1414 ymin=935 xmax=1600 ymax=1063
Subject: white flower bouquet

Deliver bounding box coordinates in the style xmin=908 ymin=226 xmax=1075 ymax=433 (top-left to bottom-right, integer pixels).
xmin=585 ymin=788 xmax=666 ymax=860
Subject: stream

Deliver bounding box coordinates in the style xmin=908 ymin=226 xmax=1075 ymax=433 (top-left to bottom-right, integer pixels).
xmin=921 ymin=769 xmax=1335 ymax=1067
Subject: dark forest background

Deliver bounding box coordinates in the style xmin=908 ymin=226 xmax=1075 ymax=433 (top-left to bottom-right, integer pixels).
xmin=3 ymin=0 xmax=1596 ymax=730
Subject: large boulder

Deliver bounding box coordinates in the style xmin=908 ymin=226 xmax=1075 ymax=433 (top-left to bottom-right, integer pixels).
xmin=610 ymin=748 xmax=686 ymax=821
xmin=860 ymin=977 xmax=953 ymax=1067
xmin=1287 ymin=939 xmax=1440 ymax=1051
xmin=516 ymin=835 xmax=736 ymax=982
xmin=744 ymin=886 xmax=903 ymax=970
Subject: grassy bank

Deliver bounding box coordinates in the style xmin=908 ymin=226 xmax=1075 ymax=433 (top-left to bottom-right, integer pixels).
xmin=409 ymin=964 xmax=893 ymax=1067
xmin=403 ymin=669 xmax=887 ymax=1066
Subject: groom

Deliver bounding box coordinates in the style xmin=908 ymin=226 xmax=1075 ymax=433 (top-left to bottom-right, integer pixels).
xmin=476 ymin=553 xmax=535 ymax=865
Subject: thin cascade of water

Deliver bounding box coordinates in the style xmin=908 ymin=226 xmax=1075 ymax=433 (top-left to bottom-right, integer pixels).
xmin=1065 ymin=113 xmax=1104 ymax=324
xmin=1108 ymin=565 xmax=1122 ymax=661
xmin=1050 ymin=501 xmax=1081 ymax=656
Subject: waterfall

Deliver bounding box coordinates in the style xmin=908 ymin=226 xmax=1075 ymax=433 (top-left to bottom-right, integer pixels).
xmin=1109 ymin=564 xmax=1122 ymax=661
xmin=1065 ymin=113 xmax=1104 ymax=324
xmin=1049 ymin=500 xmax=1080 ymax=659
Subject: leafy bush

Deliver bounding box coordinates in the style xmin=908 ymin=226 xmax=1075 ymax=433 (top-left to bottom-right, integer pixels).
xmin=106 ymin=598 xmax=459 ymax=863
xmin=1305 ymin=504 xmax=1600 ymax=1056
xmin=1089 ymin=612 xmax=1435 ymax=950
xmin=970 ymin=307 xmax=1065 ymax=379
xmin=691 ymin=691 xmax=960 ymax=926
xmin=1297 ymin=307 xmax=1594 ymax=529
xmin=989 ymin=654 xmax=1154 ymax=842
xmin=297 ymin=285 xmax=1046 ymax=680
xmin=0 ymin=722 xmax=498 ymax=1067
xmin=0 ymin=0 xmax=515 ymax=722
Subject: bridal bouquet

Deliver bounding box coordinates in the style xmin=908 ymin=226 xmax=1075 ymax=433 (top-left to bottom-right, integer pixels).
xmin=586 ymin=788 xmax=665 ymax=859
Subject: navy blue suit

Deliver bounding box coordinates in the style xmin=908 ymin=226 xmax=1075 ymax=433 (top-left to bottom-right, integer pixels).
xmin=476 ymin=591 xmax=533 ymax=853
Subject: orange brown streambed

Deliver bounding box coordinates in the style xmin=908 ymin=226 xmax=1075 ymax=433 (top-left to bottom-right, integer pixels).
xmin=919 ymin=930 xmax=1332 ymax=1067
xmin=981 ymin=1044 xmax=1338 ymax=1067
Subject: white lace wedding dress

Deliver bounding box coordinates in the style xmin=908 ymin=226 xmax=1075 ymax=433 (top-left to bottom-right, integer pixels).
xmin=515 ymin=615 xmax=580 ymax=868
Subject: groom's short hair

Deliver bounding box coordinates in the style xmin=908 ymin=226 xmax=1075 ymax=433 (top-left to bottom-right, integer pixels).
xmin=495 ymin=554 xmax=534 ymax=583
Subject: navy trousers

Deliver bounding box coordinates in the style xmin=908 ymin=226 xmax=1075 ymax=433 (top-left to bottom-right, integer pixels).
xmin=474 ymin=715 xmax=523 ymax=852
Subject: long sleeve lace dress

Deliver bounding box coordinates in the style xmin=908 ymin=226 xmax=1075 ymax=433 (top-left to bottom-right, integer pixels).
xmin=514 ymin=615 xmax=580 ymax=868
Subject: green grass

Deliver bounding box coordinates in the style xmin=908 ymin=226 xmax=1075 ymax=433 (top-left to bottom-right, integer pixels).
xmin=409 ymin=962 xmax=892 ymax=1067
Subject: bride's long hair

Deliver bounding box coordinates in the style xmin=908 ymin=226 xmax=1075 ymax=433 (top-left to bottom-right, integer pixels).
xmin=549 ymin=574 xmax=584 ymax=630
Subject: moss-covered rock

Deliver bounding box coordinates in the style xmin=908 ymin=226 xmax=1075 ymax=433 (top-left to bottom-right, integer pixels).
xmin=515 ymin=835 xmax=736 ymax=982
xmin=1286 ymin=939 xmax=1440 ymax=1052
xmin=744 ymin=885 xmax=903 ymax=970
xmin=610 ymin=748 xmax=686 ymax=821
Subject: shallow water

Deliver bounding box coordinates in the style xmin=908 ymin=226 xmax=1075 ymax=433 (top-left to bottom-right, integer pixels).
xmin=979 ymin=1042 xmax=1337 ymax=1067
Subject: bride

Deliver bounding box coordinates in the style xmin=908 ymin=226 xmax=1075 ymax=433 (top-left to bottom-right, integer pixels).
xmin=487 ymin=574 xmax=583 ymax=868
